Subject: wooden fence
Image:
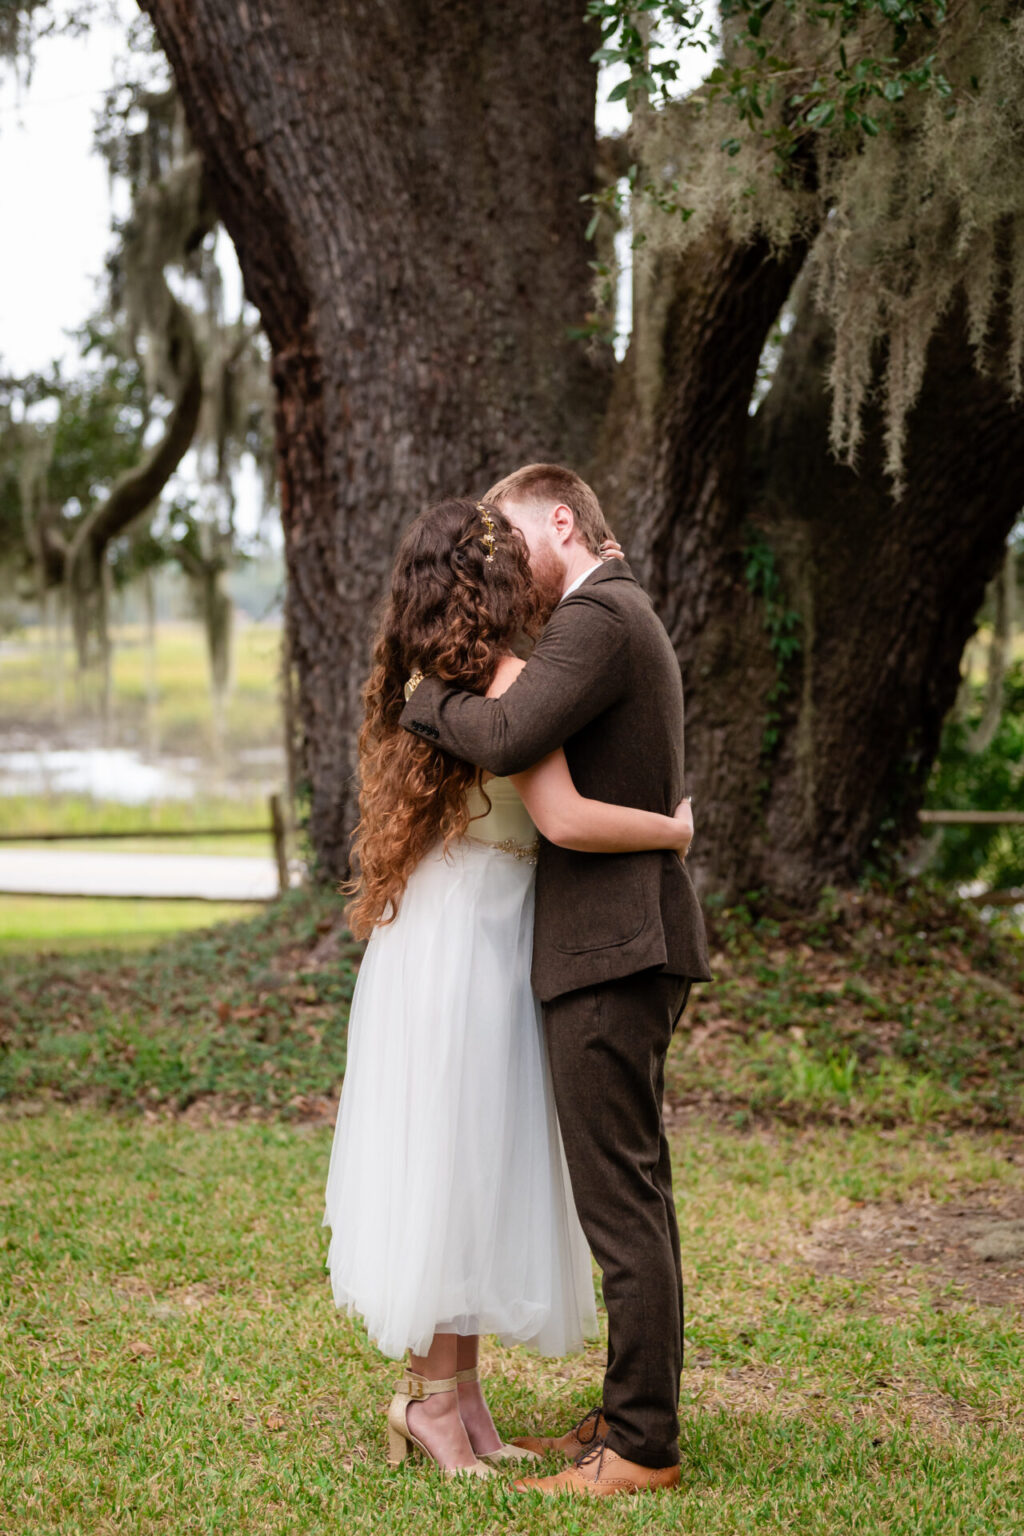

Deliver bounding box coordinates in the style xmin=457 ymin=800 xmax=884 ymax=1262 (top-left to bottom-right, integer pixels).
xmin=0 ymin=792 xmax=291 ymax=898
xmin=0 ymin=805 xmax=1019 ymax=905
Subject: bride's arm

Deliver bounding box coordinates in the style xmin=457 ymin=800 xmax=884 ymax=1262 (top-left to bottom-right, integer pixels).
xmin=510 ymin=749 xmax=693 ymax=856
xmin=487 ymin=654 xmax=692 ymax=855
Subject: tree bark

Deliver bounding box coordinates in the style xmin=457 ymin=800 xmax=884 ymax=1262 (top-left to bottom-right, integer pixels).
xmin=592 ymin=225 xmax=810 ymax=897
xmin=139 ymin=0 xmax=1024 ymax=903
xmin=743 ymin=278 xmax=1024 ymax=898
xmin=591 ymin=204 xmax=1024 ymax=904
xmin=141 ymin=0 xmax=611 ymax=878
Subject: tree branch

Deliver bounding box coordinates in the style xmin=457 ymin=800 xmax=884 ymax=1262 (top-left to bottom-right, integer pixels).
xmin=67 ymin=293 xmax=202 ymax=567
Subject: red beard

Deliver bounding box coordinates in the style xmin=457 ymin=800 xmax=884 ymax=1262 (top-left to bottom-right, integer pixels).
xmin=530 ymin=544 xmax=566 ymax=623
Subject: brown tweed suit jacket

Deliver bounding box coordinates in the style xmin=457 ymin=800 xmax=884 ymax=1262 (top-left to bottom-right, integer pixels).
xmin=400 ymin=560 xmax=712 ymax=1002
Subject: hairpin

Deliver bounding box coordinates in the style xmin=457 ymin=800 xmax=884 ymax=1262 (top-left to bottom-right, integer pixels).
xmin=477 ymin=502 xmax=497 ymax=563
xmin=404 ymin=669 xmax=424 ymax=702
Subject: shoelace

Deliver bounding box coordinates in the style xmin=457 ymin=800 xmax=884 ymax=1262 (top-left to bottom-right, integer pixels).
xmin=574 ymin=1436 xmax=607 ymax=1476
xmin=572 ymin=1405 xmax=604 ymax=1446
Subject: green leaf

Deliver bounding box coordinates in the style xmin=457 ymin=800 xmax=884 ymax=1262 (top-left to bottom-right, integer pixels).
xmin=805 ymin=100 xmax=836 ymax=128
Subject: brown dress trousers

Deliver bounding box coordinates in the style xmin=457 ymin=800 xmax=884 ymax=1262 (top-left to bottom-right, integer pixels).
xmin=401 ymin=560 xmax=711 ymax=1468
xmin=544 ymin=971 xmax=692 ymax=1465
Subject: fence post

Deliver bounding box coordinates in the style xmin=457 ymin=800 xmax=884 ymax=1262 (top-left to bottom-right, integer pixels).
xmin=269 ymin=793 xmax=289 ymax=896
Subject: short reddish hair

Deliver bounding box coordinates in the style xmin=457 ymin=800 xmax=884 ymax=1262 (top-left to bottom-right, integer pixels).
xmin=485 ymin=463 xmax=611 ymax=556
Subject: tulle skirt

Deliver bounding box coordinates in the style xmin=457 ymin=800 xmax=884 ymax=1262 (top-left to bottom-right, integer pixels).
xmin=322 ymin=835 xmax=598 ymax=1359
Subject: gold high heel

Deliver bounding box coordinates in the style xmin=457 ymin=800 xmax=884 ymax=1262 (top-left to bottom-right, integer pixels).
xmin=386 ymin=1371 xmax=494 ymax=1478
xmin=454 ymin=1366 xmax=540 ymax=1467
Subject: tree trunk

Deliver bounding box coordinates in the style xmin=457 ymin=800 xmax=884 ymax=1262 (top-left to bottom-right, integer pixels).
xmin=142 ymin=0 xmax=610 ymax=879
xmin=140 ymin=0 xmax=1024 ymax=903
xmin=739 ymin=280 xmax=1024 ymax=899
xmin=591 ymin=201 xmax=1024 ymax=904
xmin=592 ymin=225 xmax=811 ymax=897
xmin=606 ymin=236 xmax=1024 ymax=903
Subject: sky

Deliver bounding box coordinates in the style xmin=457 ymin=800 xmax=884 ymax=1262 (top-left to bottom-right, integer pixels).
xmin=0 ymin=7 xmax=714 ymax=380
xmin=0 ymin=1 xmax=134 ymax=375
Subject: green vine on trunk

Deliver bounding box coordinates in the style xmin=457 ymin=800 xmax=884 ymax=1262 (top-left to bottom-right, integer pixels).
xmin=743 ymin=526 xmax=803 ymax=797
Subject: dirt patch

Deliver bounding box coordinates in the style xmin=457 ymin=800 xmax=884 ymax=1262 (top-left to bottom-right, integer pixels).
xmin=803 ymin=1189 xmax=1024 ymax=1309
xmin=172 ymin=1091 xmax=341 ymax=1127
xmin=683 ymin=1355 xmax=1019 ymax=1432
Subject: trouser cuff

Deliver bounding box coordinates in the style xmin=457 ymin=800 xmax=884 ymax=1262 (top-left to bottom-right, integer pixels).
xmin=601 ymin=1427 xmax=681 ymax=1470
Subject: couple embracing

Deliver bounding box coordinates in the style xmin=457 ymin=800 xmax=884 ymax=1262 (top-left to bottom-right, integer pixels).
xmin=322 ymin=463 xmax=712 ymax=1497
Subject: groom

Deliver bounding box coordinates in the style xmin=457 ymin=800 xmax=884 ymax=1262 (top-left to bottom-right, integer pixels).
xmin=400 ymin=463 xmax=712 ymax=1496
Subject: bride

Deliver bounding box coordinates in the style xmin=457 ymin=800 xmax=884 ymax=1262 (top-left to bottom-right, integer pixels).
xmin=322 ymin=497 xmax=693 ymax=1478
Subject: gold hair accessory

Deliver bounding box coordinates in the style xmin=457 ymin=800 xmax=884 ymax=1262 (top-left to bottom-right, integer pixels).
xmin=404 ymin=669 xmax=424 ymax=702
xmin=477 ymin=502 xmax=497 ymax=563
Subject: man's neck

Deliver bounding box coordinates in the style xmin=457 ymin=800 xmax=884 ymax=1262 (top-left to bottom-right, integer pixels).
xmin=560 ymin=544 xmax=602 ymax=596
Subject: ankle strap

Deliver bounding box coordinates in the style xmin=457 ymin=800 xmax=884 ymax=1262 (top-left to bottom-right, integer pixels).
xmin=454 ymin=1366 xmax=478 ymax=1384
xmin=394 ymin=1372 xmax=459 ymax=1399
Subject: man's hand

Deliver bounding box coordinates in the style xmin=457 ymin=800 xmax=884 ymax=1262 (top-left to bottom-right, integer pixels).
xmin=600 ymin=537 xmax=625 ymax=562
xmin=671 ymin=796 xmax=694 ymax=858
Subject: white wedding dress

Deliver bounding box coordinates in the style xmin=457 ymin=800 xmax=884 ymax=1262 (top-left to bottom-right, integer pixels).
xmin=322 ymin=777 xmax=598 ymax=1360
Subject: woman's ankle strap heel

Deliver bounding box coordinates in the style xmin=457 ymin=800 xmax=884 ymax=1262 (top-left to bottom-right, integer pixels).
xmin=386 ymin=1371 xmax=493 ymax=1478
xmin=393 ymin=1371 xmax=460 ymax=1399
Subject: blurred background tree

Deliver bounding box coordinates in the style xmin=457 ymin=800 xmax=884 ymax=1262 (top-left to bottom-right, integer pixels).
xmin=0 ymin=13 xmax=276 ymax=750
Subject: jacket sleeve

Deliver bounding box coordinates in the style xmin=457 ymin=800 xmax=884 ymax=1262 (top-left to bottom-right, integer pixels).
xmin=399 ymin=589 xmax=629 ymax=775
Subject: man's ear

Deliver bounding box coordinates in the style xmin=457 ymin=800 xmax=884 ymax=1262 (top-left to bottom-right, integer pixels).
xmin=550 ymin=502 xmax=576 ymax=545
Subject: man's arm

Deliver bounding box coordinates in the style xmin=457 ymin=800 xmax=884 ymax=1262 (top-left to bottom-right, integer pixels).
xmin=400 ymin=590 xmax=628 ymax=775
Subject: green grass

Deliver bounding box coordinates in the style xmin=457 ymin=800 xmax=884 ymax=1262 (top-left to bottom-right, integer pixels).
xmin=0 ymin=890 xmax=355 ymax=1112
xmin=0 ymin=896 xmax=259 ymax=955
xmin=1 ymin=880 xmax=1022 ymax=1129
xmin=2 ymin=884 xmax=1024 ymax=1530
xmin=0 ymin=793 xmax=275 ymax=855
xmin=670 ymin=881 xmax=1024 ymax=1130
xmin=0 ymin=789 xmax=276 ymax=874
xmin=0 ymin=619 xmax=283 ymax=756
xmin=2 ymin=1109 xmax=1023 ymax=1534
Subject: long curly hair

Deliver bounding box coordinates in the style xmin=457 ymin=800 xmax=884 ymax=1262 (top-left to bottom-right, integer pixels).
xmin=344 ymin=497 xmax=542 ymax=938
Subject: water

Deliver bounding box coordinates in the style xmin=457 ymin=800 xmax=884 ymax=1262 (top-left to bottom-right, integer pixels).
xmin=0 ymin=744 xmax=219 ymax=802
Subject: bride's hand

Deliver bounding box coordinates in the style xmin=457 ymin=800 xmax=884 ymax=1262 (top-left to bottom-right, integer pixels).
xmin=600 ymin=536 xmax=625 ymax=562
xmin=671 ymin=796 xmax=694 ymax=858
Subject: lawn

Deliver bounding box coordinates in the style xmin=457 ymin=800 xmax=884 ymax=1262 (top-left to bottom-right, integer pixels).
xmin=2 ymin=1109 xmax=1023 ymax=1534
xmin=0 ymin=619 xmax=284 ymax=758
xmin=2 ymin=882 xmax=1023 ymax=1533
xmin=0 ymin=793 xmax=274 ymax=854
xmin=3 ymin=882 xmax=1021 ymax=1130
xmin=0 ymin=896 xmax=260 ymax=955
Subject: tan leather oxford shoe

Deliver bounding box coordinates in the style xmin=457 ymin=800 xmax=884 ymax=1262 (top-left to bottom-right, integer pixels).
xmin=512 ymin=1439 xmax=681 ymax=1497
xmin=511 ymin=1404 xmax=607 ymax=1460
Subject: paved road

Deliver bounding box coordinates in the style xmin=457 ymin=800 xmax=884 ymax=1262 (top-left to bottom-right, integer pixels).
xmin=0 ymin=849 xmax=279 ymax=901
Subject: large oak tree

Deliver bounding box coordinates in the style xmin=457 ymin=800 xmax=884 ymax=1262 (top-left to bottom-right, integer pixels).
xmin=134 ymin=0 xmax=1024 ymax=899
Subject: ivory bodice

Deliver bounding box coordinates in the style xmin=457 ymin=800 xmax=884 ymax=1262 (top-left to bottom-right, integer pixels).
xmin=464 ymin=776 xmax=538 ymax=855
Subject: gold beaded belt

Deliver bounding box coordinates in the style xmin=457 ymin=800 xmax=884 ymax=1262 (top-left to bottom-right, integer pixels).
xmin=466 ymin=834 xmax=539 ymax=865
